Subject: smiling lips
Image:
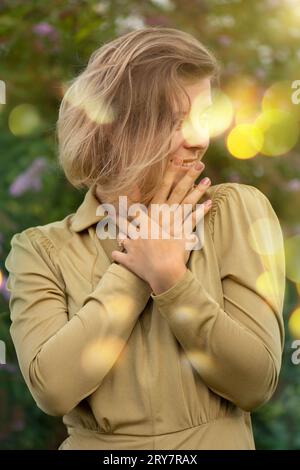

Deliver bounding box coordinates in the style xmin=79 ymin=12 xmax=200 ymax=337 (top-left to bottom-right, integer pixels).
xmin=170 ymin=156 xmax=203 ymax=169
xmin=180 ymin=160 xmax=201 ymax=168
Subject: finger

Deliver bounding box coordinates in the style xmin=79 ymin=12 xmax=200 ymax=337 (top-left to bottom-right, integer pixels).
xmin=116 ymin=233 xmax=128 ymax=247
xmin=111 ymin=212 xmax=137 ymax=237
xmin=190 ymin=199 xmax=212 ymax=231
xmin=114 ymin=211 xmax=149 ymax=240
xmin=180 ymin=201 xmax=208 ymax=241
xmin=150 ymin=157 xmax=182 ymax=204
xmin=111 ymin=250 xmax=129 ymax=266
xmin=182 ymin=177 xmax=211 ymax=212
xmin=182 ymin=209 xmax=207 ymax=252
xmin=184 ymin=232 xmax=199 ymax=251
xmin=129 ymin=205 xmax=166 ymax=239
xmin=167 ymin=161 xmax=205 ymax=205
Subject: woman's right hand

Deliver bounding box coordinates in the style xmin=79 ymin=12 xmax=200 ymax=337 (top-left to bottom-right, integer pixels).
xmin=145 ymin=156 xmax=212 ymax=264
xmin=116 ymin=156 xmax=212 ymax=264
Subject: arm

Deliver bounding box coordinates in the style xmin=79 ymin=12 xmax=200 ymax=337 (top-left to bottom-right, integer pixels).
xmin=5 ymin=227 xmax=152 ymax=416
xmin=150 ymin=183 xmax=286 ymax=412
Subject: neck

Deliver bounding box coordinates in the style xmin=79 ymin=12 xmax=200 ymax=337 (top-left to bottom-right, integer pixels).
xmin=95 ymin=184 xmax=142 ymax=212
xmin=95 ymin=185 xmax=127 ymax=223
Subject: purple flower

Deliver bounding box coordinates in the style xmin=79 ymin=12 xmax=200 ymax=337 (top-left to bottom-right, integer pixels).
xmin=0 ymin=272 xmax=10 ymax=301
xmin=255 ymin=68 xmax=267 ymax=80
xmin=286 ymin=178 xmax=300 ymax=192
xmin=0 ymin=363 xmax=18 ymax=373
xmin=32 ymin=22 xmax=58 ymax=40
xmin=11 ymin=406 xmax=26 ymax=432
xmin=144 ymin=15 xmax=170 ymax=26
xmin=267 ymin=0 xmax=280 ymax=8
xmin=218 ymin=35 xmax=232 ymax=47
xmin=228 ymin=171 xmax=241 ymax=182
xmin=9 ymin=157 xmax=48 ymax=197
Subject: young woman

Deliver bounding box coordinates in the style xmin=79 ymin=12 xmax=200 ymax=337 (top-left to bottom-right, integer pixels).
xmin=5 ymin=27 xmax=285 ymax=450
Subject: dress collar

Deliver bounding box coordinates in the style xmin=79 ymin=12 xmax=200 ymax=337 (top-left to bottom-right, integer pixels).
xmin=70 ymin=184 xmax=126 ymax=262
xmin=70 ymin=183 xmax=106 ymax=232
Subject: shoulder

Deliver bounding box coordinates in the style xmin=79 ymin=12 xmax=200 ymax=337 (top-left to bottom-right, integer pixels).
xmin=204 ymin=182 xmax=284 ymax=268
xmin=205 ymin=182 xmax=277 ymax=236
xmin=206 ymin=181 xmax=270 ymax=209
xmin=8 ymin=214 xmax=75 ymax=256
xmin=5 ymin=214 xmax=75 ymax=281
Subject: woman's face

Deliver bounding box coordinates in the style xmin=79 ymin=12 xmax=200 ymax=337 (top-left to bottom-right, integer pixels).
xmin=127 ymin=77 xmax=213 ymax=203
xmin=168 ymin=76 xmax=212 ymax=189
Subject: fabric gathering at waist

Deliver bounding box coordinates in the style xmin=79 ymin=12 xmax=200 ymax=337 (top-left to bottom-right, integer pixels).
xmin=59 ymin=410 xmax=255 ymax=450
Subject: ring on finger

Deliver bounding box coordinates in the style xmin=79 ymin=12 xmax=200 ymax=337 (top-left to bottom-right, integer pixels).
xmin=117 ymin=236 xmax=127 ymax=247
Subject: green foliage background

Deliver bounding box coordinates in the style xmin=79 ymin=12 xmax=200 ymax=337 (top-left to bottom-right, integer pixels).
xmin=0 ymin=0 xmax=300 ymax=449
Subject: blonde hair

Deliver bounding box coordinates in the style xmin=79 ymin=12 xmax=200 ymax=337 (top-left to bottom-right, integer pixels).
xmin=56 ymin=26 xmax=220 ymax=206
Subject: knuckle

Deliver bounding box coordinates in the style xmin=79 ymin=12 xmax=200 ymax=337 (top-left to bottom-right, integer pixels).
xmin=195 ymin=184 xmax=207 ymax=195
xmin=196 ymin=182 xmax=210 ymax=193
xmin=185 ymin=172 xmax=196 ymax=182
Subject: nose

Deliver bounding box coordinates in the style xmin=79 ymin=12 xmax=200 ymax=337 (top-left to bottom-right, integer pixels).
xmin=182 ymin=118 xmax=210 ymax=151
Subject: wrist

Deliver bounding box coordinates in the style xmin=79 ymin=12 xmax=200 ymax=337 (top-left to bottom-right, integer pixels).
xmin=149 ymin=264 xmax=188 ymax=296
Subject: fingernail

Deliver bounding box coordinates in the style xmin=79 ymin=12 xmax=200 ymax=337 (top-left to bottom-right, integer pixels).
xmin=200 ymin=177 xmax=210 ymax=185
xmin=204 ymin=199 xmax=212 ymax=207
xmin=195 ymin=162 xmax=204 ymax=170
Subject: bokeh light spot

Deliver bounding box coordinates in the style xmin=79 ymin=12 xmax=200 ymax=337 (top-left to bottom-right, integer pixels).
xmin=248 ymin=217 xmax=284 ymax=256
xmin=227 ymin=123 xmax=263 ymax=159
xmin=285 ymin=235 xmax=300 ymax=283
xmin=262 ymin=80 xmax=300 ymax=122
xmin=9 ymin=104 xmax=42 ymax=136
xmin=186 ymin=349 xmax=214 ymax=376
xmin=171 ymin=305 xmax=197 ymax=324
xmin=256 ymin=270 xmax=282 ymax=311
xmin=204 ymin=89 xmax=234 ymax=138
xmin=288 ymin=307 xmax=300 ymax=339
xmin=65 ymin=82 xmax=115 ymax=124
xmin=235 ymin=103 xmax=261 ymax=125
xmin=224 ymin=75 xmax=262 ymax=126
xmin=255 ymin=109 xmax=299 ymax=156
xmin=81 ymin=336 xmax=125 ymax=378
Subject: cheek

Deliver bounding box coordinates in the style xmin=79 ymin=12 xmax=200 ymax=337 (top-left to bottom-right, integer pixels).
xmin=169 ymin=134 xmax=182 ymax=155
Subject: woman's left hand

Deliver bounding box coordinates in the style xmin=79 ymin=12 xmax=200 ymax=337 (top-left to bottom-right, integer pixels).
xmin=111 ymin=201 xmax=211 ymax=294
xmin=113 ymin=213 xmax=190 ymax=290
xmin=111 ymin=158 xmax=212 ymax=293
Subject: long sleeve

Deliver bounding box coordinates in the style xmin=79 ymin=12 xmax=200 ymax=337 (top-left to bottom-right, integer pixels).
xmin=5 ymin=227 xmax=152 ymax=417
xmin=150 ymin=183 xmax=286 ymax=412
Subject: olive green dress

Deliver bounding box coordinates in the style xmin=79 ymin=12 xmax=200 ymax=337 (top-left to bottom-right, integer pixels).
xmin=5 ymin=182 xmax=285 ymax=450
